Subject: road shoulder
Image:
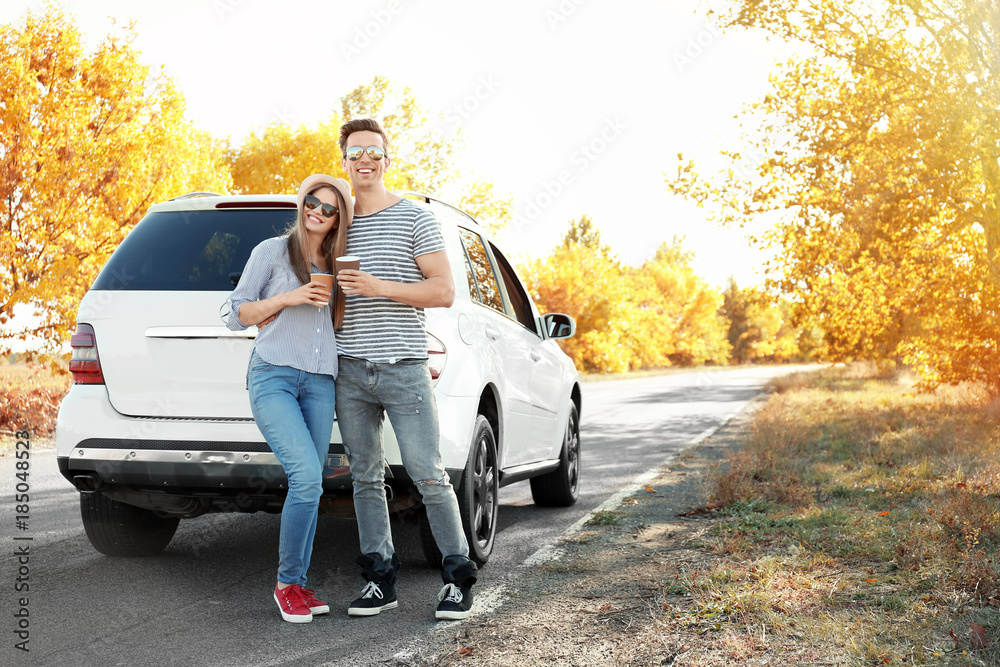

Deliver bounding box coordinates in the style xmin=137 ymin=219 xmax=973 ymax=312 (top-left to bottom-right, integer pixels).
xmin=391 ymin=404 xmax=759 ymax=666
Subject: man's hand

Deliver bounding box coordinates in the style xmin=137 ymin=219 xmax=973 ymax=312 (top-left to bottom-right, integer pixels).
xmin=335 ymin=250 xmax=454 ymax=308
xmin=336 ymin=270 xmax=381 ymax=297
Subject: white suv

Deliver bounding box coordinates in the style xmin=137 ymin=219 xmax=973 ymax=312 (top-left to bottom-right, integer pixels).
xmin=56 ymin=192 xmax=582 ymax=565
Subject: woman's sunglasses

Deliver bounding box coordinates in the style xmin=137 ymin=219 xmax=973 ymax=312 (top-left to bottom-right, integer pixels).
xmin=344 ymin=145 xmax=386 ymax=161
xmin=303 ymin=194 xmax=339 ymax=218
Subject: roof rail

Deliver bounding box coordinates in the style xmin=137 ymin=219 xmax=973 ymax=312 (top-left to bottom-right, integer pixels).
xmin=397 ymin=190 xmax=434 ymax=203
xmin=169 ymin=191 xmax=225 ymax=201
xmin=397 ymin=191 xmax=475 ymax=221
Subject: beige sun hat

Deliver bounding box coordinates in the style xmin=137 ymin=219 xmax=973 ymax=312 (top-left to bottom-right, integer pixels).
xmin=296 ymin=174 xmax=354 ymax=229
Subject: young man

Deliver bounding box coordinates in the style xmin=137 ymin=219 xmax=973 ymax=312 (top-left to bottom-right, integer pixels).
xmin=334 ymin=118 xmax=477 ymax=621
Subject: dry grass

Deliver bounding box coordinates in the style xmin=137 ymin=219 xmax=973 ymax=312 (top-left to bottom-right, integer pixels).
xmin=695 ymin=363 xmax=1000 ymax=665
xmin=0 ymin=362 xmax=70 ymax=441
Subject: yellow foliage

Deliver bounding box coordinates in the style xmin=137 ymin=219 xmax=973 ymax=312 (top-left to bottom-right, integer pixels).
xmin=722 ymin=280 xmax=803 ymax=364
xmin=0 ymin=6 xmax=232 ymax=362
xmin=228 ymin=118 xmax=348 ymax=195
xmin=520 ymin=223 xmax=730 ymax=373
xmin=673 ymin=0 xmax=1000 ymax=389
xmin=227 ymin=76 xmax=512 ymax=233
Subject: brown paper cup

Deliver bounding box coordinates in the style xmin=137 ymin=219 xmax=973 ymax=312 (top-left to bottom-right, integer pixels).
xmin=309 ymin=273 xmax=334 ymax=306
xmin=335 ymin=255 xmax=361 ymax=274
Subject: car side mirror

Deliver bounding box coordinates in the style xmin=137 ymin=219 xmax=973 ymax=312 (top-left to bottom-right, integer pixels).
xmin=543 ymin=313 xmax=576 ymax=339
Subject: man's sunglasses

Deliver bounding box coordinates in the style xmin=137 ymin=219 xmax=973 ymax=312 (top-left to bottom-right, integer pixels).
xmin=344 ymin=145 xmax=386 ymax=161
xmin=303 ymin=194 xmax=339 ymax=218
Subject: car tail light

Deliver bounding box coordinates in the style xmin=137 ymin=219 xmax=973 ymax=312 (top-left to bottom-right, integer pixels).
xmin=428 ymin=333 xmax=447 ymax=385
xmin=69 ymin=324 xmax=105 ymax=385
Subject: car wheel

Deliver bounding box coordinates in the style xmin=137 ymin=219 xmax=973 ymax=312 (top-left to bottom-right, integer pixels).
xmin=530 ymin=403 xmax=581 ymax=507
xmin=420 ymin=415 xmax=499 ymax=567
xmin=80 ymin=492 xmax=180 ymax=556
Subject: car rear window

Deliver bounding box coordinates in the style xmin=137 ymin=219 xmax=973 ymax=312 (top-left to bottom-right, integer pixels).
xmin=91 ymin=209 xmax=294 ymax=291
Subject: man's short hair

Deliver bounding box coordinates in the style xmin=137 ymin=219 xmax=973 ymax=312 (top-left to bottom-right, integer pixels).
xmin=339 ymin=118 xmax=390 ymax=159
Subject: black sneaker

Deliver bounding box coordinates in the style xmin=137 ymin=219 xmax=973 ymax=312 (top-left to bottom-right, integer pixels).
xmin=435 ymin=583 xmax=472 ymax=620
xmin=348 ymin=580 xmax=398 ymax=617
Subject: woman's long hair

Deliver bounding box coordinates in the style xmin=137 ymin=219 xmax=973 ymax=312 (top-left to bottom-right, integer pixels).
xmin=285 ymin=185 xmax=350 ymax=328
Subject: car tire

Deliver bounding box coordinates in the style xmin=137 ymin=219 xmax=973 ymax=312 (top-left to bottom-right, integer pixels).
xmin=530 ymin=403 xmax=581 ymax=507
xmin=420 ymin=415 xmax=499 ymax=567
xmin=80 ymin=492 xmax=180 ymax=557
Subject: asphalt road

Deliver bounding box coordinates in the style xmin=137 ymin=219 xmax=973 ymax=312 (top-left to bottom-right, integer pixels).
xmin=1 ymin=365 xmax=812 ymax=667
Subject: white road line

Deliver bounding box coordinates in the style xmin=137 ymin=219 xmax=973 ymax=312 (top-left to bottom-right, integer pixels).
xmin=395 ymin=412 xmax=736 ymax=657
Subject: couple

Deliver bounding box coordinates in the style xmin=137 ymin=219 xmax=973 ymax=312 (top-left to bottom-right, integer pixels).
xmin=226 ymin=118 xmax=477 ymax=624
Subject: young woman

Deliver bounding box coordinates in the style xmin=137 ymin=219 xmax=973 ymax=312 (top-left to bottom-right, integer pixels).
xmin=226 ymin=174 xmax=353 ymax=623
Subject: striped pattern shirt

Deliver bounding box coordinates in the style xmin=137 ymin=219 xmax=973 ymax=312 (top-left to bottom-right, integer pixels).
xmin=226 ymin=236 xmax=338 ymax=377
xmin=336 ymin=199 xmax=445 ymax=363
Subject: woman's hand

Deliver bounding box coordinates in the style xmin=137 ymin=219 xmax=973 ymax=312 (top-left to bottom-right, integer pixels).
xmin=239 ymin=281 xmax=330 ymax=329
xmin=285 ymin=280 xmax=332 ymax=308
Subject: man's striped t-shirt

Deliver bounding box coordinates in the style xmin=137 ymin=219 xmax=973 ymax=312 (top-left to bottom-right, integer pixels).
xmin=336 ymin=198 xmax=446 ymax=363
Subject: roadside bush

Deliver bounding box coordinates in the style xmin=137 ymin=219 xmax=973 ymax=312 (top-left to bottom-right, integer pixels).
xmin=0 ymin=365 xmax=70 ymax=438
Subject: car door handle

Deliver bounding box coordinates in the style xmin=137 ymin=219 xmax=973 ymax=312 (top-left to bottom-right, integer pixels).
xmin=484 ymin=324 xmax=500 ymax=341
xmin=530 ymin=350 xmax=542 ymax=362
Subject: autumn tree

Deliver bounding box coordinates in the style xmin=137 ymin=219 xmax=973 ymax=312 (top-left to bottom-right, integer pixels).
xmin=228 ymin=75 xmax=512 ymax=232
xmin=721 ymin=279 xmax=801 ymax=364
xmin=521 ymin=217 xmax=636 ymax=372
xmin=0 ymin=6 xmax=232 ymax=363
xmin=670 ymin=0 xmax=1000 ymax=389
xmin=629 ymin=240 xmax=730 ymax=367
xmin=522 ymin=220 xmax=730 ymax=372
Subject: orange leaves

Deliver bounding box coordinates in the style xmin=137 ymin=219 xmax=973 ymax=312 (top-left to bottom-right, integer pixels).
xmin=1 ymin=6 xmax=231 ymax=360
xmin=950 ymin=623 xmax=991 ymax=650
xmin=970 ymin=622 xmax=990 ymax=648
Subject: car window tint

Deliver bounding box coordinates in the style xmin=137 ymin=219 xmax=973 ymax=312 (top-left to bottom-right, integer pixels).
xmin=459 ymin=228 xmax=505 ymax=314
xmin=490 ymin=243 xmax=537 ymax=333
xmin=91 ymin=209 xmax=292 ymax=291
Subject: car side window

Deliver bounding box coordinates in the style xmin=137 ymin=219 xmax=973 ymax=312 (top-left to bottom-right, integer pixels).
xmin=459 ymin=228 xmax=505 ymax=314
xmin=490 ymin=243 xmax=537 ymax=334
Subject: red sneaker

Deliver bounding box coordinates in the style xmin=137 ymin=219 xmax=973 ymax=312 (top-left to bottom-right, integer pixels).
xmin=274 ymin=584 xmax=312 ymax=623
xmin=300 ymin=588 xmax=330 ymax=615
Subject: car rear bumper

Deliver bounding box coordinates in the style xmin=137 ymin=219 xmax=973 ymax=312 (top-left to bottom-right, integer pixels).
xmin=56 ymin=386 xmax=466 ymax=514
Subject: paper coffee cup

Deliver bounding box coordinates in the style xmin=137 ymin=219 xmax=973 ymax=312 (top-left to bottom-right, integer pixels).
xmin=309 ymin=273 xmax=334 ymax=306
xmin=335 ymin=255 xmax=361 ymax=274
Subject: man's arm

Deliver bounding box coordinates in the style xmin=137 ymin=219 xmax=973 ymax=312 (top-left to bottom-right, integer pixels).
xmin=336 ymin=250 xmax=455 ymax=308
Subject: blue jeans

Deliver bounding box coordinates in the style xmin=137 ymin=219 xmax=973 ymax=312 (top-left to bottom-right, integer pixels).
xmin=335 ymin=356 xmax=469 ymax=563
xmin=248 ymin=351 xmax=336 ymax=587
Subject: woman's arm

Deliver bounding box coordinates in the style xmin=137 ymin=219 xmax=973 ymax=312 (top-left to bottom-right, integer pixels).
xmin=235 ymin=282 xmax=331 ymax=325
xmin=227 ymin=240 xmax=333 ymax=330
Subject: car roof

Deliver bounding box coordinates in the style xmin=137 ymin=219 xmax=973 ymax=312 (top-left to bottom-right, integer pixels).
xmin=148 ymin=191 xmax=489 ymax=236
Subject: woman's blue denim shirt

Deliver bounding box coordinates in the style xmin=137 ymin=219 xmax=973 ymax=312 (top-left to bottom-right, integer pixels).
xmin=226 ymin=236 xmax=338 ymax=379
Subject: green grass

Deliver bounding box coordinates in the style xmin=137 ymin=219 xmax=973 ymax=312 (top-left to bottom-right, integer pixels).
xmin=585 ymin=510 xmax=627 ymax=526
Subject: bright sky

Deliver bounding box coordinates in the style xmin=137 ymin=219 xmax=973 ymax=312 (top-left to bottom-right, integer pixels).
xmin=4 ymin=0 xmax=790 ymax=288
